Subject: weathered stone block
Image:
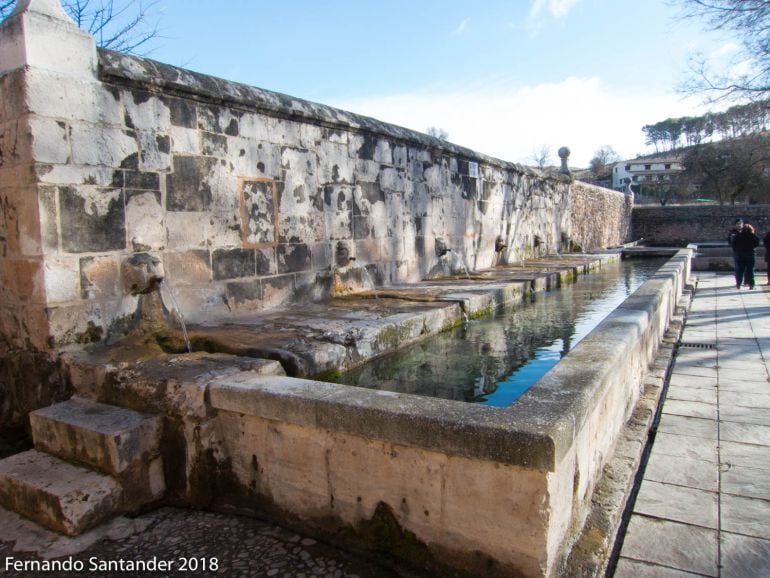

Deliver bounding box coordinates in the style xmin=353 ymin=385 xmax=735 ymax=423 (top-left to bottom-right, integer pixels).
xmin=163 ymin=250 xmax=211 ymax=286
xmin=30 ymin=398 xmax=162 ymax=477
xmin=201 ymin=132 xmax=227 ymax=157
xmin=198 ymin=104 xmax=239 ymax=136
xmin=137 ymin=131 xmax=171 ymax=171
xmin=27 ymin=116 xmax=69 ymax=164
xmin=43 ymin=255 xmax=80 ymax=303
xmin=212 ymin=248 xmax=256 ymax=280
xmin=79 ymin=255 xmax=119 ymax=299
xmin=225 ymin=279 xmax=263 ymax=308
xmin=166 ymin=156 xmax=215 ymax=211
xmin=164 ymin=96 xmax=197 ymax=129
xmin=0 ymin=450 xmax=123 ymax=536
xmin=125 ymin=190 xmax=164 ymax=252
xmin=69 ymin=124 xmax=138 ymax=168
xmin=256 ymin=248 xmax=275 ymax=276
xmin=277 ymin=243 xmax=310 ymax=273
xmin=168 ymin=126 xmax=199 ymax=155
xmin=240 ymin=179 xmax=276 ymax=246
xmin=123 ymin=90 xmax=171 ymax=131
xmin=59 ymin=186 xmax=125 ymax=252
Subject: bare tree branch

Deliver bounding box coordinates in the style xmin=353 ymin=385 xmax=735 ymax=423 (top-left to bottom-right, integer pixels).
xmin=0 ymin=0 xmax=162 ymax=55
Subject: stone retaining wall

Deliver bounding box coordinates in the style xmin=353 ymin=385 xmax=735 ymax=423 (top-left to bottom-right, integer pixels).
xmin=204 ymin=250 xmax=692 ymax=577
xmin=633 ymin=204 xmax=770 ymax=246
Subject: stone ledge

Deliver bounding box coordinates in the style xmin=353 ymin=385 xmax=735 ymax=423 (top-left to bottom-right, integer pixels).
xmin=96 ymin=49 xmax=559 ymax=182
xmin=208 ymin=250 xmax=691 ymax=472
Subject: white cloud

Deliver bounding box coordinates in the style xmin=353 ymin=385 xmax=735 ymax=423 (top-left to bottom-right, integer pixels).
xmin=529 ymin=0 xmax=581 ymax=19
xmin=330 ymin=77 xmax=710 ymax=168
xmin=453 ymin=18 xmax=471 ymax=35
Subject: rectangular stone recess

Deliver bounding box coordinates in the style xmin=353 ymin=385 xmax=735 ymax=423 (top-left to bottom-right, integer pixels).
xmin=240 ymin=177 xmax=277 ymax=247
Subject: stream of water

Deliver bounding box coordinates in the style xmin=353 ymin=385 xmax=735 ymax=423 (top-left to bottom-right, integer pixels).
xmin=330 ymin=258 xmax=666 ymax=406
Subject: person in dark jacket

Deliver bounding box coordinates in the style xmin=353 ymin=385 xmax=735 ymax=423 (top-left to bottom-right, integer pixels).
xmin=764 ymin=230 xmax=770 ymax=285
xmin=732 ymin=223 xmax=760 ymax=289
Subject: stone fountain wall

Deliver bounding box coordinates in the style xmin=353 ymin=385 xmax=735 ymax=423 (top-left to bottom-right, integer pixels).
xmin=0 ymin=1 xmax=631 ymax=426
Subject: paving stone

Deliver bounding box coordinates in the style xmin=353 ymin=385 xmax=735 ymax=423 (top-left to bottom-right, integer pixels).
xmin=661 ymin=399 xmax=718 ymax=420
xmin=720 ymin=440 xmax=770 ymax=472
xmin=648 ymin=432 xmax=718 ymax=463
xmin=633 ymin=480 xmax=718 ymax=529
xmin=722 ymin=464 xmax=770 ymax=501
xmin=719 ymin=405 xmax=770 ymax=427
xmin=721 ymin=532 xmax=770 ymax=578
xmin=643 ymin=451 xmax=718 ymax=492
xmin=656 ymin=414 xmax=718 ymax=440
xmin=665 ymin=384 xmax=718 ymax=404
xmin=614 ymin=557 xmax=705 ymax=577
xmin=720 ymin=421 xmax=770 ymax=446
xmin=721 ymin=494 xmax=770 ymax=540
xmin=667 ymin=373 xmax=716 ymax=389
xmin=720 ymin=390 xmax=770 ymax=409
xmin=619 ymin=516 xmax=718 ymax=577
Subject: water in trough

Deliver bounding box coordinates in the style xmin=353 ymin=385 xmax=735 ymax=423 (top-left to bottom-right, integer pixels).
xmin=329 ymin=257 xmax=666 ymax=406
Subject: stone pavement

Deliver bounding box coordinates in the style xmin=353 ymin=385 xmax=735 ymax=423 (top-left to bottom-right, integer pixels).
xmin=614 ymin=272 xmax=770 ymax=577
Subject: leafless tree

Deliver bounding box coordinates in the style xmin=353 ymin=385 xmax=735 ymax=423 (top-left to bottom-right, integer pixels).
xmin=673 ymin=0 xmax=770 ymax=101
xmin=426 ymin=126 xmax=449 ymax=140
xmin=530 ymin=144 xmax=552 ymax=168
xmin=0 ymin=0 xmax=162 ymax=54
xmin=588 ymin=146 xmax=619 ymax=181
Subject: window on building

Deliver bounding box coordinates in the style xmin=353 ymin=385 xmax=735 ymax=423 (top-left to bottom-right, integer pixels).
xmin=665 ymin=164 xmax=671 ymax=169
xmin=625 ymin=164 xmax=630 ymax=171
xmin=645 ymin=164 xmax=651 ymax=170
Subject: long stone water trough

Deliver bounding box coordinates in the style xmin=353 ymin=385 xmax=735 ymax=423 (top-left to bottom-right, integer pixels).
xmin=55 ymin=248 xmax=693 ymax=578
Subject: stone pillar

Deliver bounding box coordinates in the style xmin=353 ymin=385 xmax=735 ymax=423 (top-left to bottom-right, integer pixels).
xmin=0 ymin=0 xmax=98 ymax=352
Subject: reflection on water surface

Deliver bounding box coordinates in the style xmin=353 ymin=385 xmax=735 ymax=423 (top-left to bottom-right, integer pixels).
xmin=330 ymin=258 xmax=666 ymax=406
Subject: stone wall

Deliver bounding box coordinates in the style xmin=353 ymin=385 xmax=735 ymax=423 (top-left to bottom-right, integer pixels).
xmin=633 ymin=204 xmax=770 ymax=246
xmin=569 ymin=181 xmax=632 ymax=251
xmin=0 ymin=1 xmax=631 ymax=425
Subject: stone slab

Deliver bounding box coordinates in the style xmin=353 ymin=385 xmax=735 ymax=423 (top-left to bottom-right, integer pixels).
xmin=0 ymin=450 xmax=123 ymax=536
xmin=721 ymin=464 xmax=770 ymax=501
xmin=721 ymin=494 xmax=770 ymax=540
xmin=720 ymin=440 xmax=770 ymax=471
xmin=720 ymin=421 xmax=770 ymax=446
xmin=648 ymin=431 xmax=718 ymax=463
xmin=661 ymin=399 xmax=718 ymax=421
xmin=665 ymin=384 xmax=718 ymax=404
xmin=614 ymin=558 xmax=705 ymax=577
xmin=619 ymin=516 xmax=718 ymax=577
xmin=721 ymin=532 xmax=770 ymax=578
xmin=643 ymin=451 xmax=718 ymax=492
xmin=30 ymin=398 xmax=161 ymax=476
xmin=632 ymin=480 xmax=718 ymax=529
xmin=656 ymin=414 xmax=718 ymax=440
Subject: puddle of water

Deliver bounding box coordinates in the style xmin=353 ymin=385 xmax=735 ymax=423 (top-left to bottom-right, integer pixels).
xmin=329 ymin=258 xmax=666 ymax=406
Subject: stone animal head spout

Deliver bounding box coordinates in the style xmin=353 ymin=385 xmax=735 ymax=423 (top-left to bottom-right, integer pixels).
xmin=435 ymin=238 xmax=450 ymax=258
xmin=335 ymin=241 xmax=352 ymax=268
xmin=122 ymin=253 xmax=165 ymax=296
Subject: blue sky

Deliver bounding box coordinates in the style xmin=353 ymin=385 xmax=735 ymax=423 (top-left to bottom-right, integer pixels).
xmin=141 ymin=1 xmax=733 ymax=166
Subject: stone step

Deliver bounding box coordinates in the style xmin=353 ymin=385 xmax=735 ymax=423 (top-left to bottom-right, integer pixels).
xmin=0 ymin=450 xmax=123 ymax=536
xmin=30 ymin=397 xmax=162 ymax=477
xmin=29 ymin=398 xmax=166 ymax=507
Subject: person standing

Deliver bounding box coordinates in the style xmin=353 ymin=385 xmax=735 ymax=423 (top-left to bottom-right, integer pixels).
xmin=764 ymin=229 xmax=770 ymax=285
xmin=728 ymin=218 xmax=743 ymax=283
xmin=731 ymin=223 xmax=760 ymax=289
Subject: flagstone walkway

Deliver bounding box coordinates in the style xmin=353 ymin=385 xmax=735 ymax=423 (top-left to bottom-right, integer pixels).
xmin=614 ymin=272 xmax=770 ymax=577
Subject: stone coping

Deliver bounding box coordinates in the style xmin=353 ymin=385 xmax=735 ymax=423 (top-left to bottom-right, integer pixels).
xmin=209 ymin=249 xmax=692 ymax=472
xmin=96 ymin=49 xmax=559 ymax=181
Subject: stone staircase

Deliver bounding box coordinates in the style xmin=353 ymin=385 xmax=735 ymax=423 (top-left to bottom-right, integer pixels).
xmin=0 ymin=398 xmax=165 ymax=536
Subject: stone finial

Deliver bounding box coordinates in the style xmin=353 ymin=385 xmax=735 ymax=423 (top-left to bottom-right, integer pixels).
xmin=0 ymin=0 xmax=96 ymax=77
xmin=12 ymin=0 xmax=73 ymax=21
xmin=558 ymin=147 xmax=571 ymax=175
